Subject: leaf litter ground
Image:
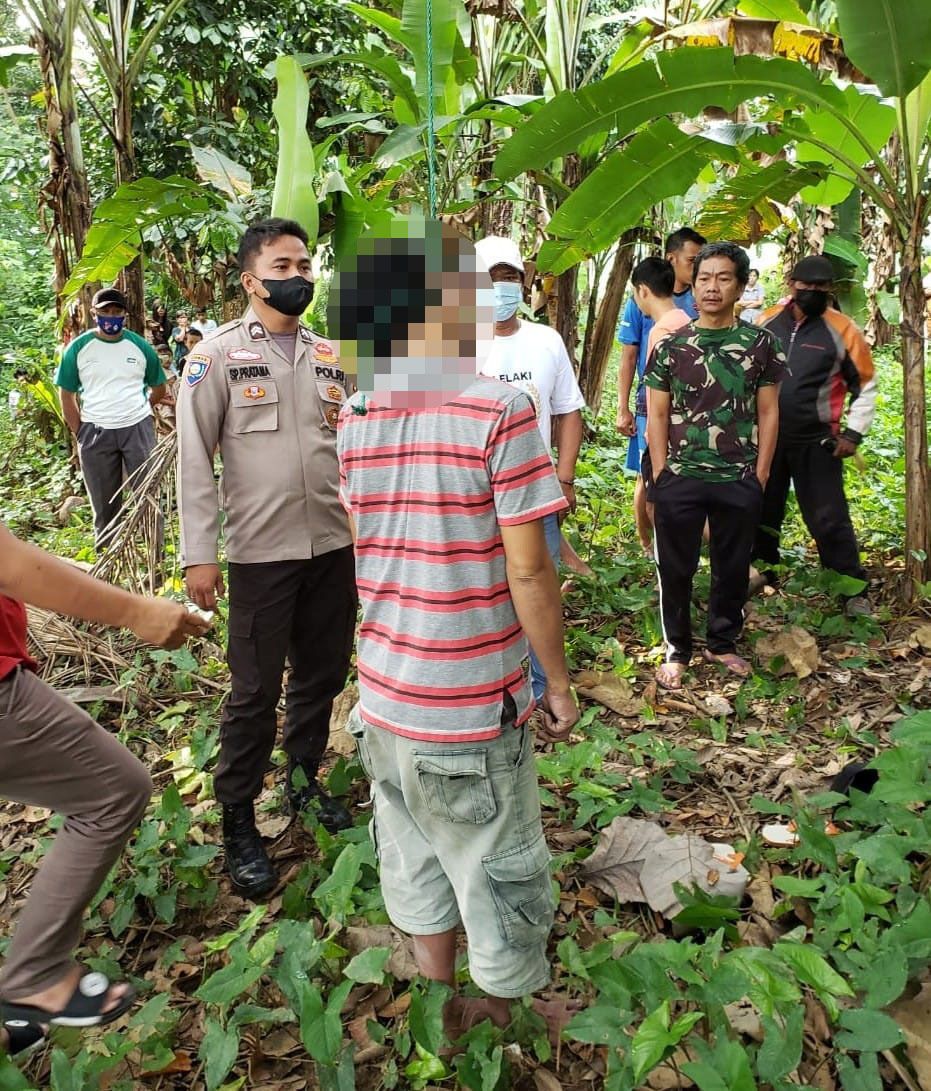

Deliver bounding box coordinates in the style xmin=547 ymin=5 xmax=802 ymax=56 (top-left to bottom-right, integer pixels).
xmin=1 ymin=541 xmax=927 ymax=1091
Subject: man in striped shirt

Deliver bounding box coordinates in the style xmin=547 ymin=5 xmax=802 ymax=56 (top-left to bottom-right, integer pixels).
xmin=335 ymin=221 xmax=579 ymax=1038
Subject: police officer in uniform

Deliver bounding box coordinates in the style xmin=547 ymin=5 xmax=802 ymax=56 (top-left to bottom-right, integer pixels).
xmin=177 ymin=217 xmax=357 ymax=899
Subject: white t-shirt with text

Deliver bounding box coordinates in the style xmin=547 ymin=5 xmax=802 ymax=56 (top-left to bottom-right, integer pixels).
xmin=480 ymin=321 xmax=586 ymax=446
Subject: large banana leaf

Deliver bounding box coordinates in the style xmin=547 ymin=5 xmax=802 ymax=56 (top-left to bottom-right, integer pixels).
xmin=738 ymin=0 xmax=808 ymax=21
xmin=794 ymin=85 xmax=896 ymax=206
xmin=538 ymin=120 xmax=729 ymax=275
xmin=271 ymin=55 xmax=318 ymax=245
xmin=62 ymin=176 xmax=221 ymax=300
xmin=302 ymin=51 xmax=420 ymax=122
xmin=697 ymin=161 xmax=825 ymax=242
xmin=494 ymin=47 xmax=842 ymax=179
xmin=835 ymin=0 xmax=931 ymax=101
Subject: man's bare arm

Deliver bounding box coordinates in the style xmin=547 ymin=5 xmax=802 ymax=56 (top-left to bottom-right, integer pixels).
xmin=500 ymin=519 xmax=578 ymax=740
xmin=647 ymin=389 xmax=671 ymax=478
xmin=616 ymin=345 xmax=638 ymax=434
xmin=755 ymin=384 xmax=780 ymax=485
xmin=59 ymin=389 xmax=81 ymax=435
xmin=0 ymin=523 xmax=209 ymax=649
xmin=149 ymin=383 xmax=167 ymax=407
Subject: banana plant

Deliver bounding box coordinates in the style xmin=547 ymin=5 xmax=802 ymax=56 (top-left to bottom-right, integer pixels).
xmin=495 ymin=0 xmax=931 ymax=592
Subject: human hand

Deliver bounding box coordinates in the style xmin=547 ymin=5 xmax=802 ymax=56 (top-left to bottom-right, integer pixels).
xmin=538 ymin=684 xmax=579 ymax=742
xmin=185 ymin=563 xmax=225 ymax=611
xmin=833 ymin=437 xmax=857 ymax=459
xmin=559 ymin=480 xmax=576 ymax=520
xmin=128 ymin=597 xmax=211 ymax=649
xmin=616 ymin=408 xmax=635 ymax=437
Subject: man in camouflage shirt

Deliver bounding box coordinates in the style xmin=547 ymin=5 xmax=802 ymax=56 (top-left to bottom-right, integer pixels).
xmin=645 ymin=242 xmax=786 ymax=689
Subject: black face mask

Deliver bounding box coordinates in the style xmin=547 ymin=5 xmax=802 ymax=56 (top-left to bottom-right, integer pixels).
xmin=795 ymin=288 xmax=829 ymax=318
xmin=259 ymin=275 xmax=315 ymax=316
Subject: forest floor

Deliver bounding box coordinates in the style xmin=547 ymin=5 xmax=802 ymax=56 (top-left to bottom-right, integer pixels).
xmin=0 ymin=348 xmax=928 ymax=1091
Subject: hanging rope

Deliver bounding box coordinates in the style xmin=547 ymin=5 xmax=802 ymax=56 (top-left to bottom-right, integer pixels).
xmin=425 ymin=0 xmax=438 ymax=217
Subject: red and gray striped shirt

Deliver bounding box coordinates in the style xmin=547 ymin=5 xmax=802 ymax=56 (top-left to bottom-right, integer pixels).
xmin=337 ymin=379 xmax=567 ymax=742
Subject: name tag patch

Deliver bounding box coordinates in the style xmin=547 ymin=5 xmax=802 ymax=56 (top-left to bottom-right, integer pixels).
xmin=228 ymin=364 xmax=271 ymax=382
xmin=314 ymin=364 xmax=344 ymax=382
xmin=185 ymin=354 xmax=211 ymax=386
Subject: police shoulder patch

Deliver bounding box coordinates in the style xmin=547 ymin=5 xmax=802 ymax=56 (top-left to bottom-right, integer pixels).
xmin=185 ymin=354 xmax=212 ymax=387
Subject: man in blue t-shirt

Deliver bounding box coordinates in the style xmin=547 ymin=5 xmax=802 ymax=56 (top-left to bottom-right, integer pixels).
xmin=616 ymin=227 xmax=705 ymax=552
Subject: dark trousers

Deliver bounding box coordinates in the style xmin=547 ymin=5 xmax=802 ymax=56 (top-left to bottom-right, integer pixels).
xmin=78 ymin=416 xmax=156 ymax=548
xmin=214 ymin=547 xmax=358 ymax=804
xmin=753 ymin=439 xmax=865 ymax=581
xmin=653 ymin=471 xmax=763 ymax=664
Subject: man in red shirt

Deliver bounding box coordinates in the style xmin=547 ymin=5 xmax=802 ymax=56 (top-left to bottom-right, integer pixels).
xmin=0 ymin=523 xmax=208 ymax=1048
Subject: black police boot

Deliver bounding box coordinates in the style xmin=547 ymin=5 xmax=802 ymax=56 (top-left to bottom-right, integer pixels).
xmin=221 ymin=802 xmax=276 ymax=899
xmin=287 ymin=763 xmax=352 ymax=832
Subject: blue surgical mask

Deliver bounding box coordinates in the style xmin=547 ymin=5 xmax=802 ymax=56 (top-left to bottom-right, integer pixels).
xmin=492 ymin=281 xmax=522 ymax=322
xmin=96 ymin=315 xmax=125 ymax=335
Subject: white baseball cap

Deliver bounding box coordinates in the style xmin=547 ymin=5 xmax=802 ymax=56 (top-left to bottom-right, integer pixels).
xmin=475 ymin=235 xmax=525 ymax=275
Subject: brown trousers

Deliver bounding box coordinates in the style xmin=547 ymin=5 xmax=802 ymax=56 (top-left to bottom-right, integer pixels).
xmin=0 ymin=668 xmax=152 ymax=1000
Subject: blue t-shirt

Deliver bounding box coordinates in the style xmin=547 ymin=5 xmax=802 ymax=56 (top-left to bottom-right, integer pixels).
xmin=617 ymin=287 xmax=697 ymax=416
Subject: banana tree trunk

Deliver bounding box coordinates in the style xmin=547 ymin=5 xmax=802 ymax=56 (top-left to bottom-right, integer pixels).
xmin=577 ymin=230 xmax=636 ymax=412
xmin=34 ymin=27 xmax=93 ymax=339
xmin=552 ymin=154 xmax=582 ymax=363
xmin=901 ymin=200 xmax=930 ymax=596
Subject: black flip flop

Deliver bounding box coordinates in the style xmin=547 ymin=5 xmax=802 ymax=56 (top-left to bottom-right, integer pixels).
xmin=1 ymin=972 xmax=135 ymax=1028
xmin=3 ymin=1019 xmax=46 ymax=1056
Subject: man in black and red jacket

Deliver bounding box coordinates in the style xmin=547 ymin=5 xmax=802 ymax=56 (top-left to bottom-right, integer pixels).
xmin=754 ymin=255 xmax=877 ymax=615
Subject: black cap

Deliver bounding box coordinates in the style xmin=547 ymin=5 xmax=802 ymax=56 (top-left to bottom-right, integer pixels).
xmin=92 ymin=286 xmax=128 ymax=308
xmin=790 ymin=255 xmax=834 ymax=283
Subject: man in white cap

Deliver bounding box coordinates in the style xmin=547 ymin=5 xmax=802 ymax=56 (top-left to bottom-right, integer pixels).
xmin=476 ymin=236 xmax=586 ymax=704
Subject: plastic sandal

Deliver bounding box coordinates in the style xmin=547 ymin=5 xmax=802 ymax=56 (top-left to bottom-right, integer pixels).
xmin=1 ymin=972 xmax=135 ymax=1029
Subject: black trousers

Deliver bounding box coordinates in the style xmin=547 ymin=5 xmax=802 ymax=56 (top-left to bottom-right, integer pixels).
xmin=214 ymin=547 xmax=358 ymax=803
xmin=653 ymin=471 xmax=763 ymax=664
xmin=753 ymin=439 xmax=865 ymax=581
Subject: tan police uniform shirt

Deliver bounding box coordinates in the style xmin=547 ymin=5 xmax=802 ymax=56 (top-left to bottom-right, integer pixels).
xmin=176 ymin=307 xmax=352 ymax=567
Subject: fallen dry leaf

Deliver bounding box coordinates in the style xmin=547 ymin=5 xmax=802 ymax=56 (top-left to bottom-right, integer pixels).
xmin=580 ymin=817 xmax=749 ymax=918
xmin=344 ymin=924 xmax=419 ymax=981
xmin=328 ymin=682 xmax=360 ymax=758
xmin=890 ymin=982 xmax=931 ymax=1090
xmin=756 ymin=627 xmax=820 ymax=679
xmin=141 ymin=1050 xmax=192 ymax=1077
xmin=255 ymin=813 xmax=292 ymax=839
xmin=533 ymin=1069 xmax=564 ymax=1091
xmin=703 ymin=694 xmax=734 ymax=718
xmin=910 ymin=623 xmax=931 ymax=651
xmin=571 ymin=670 xmax=642 ymax=717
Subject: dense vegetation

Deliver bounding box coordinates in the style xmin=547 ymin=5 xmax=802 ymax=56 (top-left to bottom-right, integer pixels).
xmin=0 ymin=0 xmax=929 ymax=1089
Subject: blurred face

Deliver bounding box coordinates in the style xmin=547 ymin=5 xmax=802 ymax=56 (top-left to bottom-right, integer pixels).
xmin=177 ymin=314 xmax=188 ymax=327
xmin=693 ymin=256 xmax=744 ymax=316
xmin=748 ymin=271 xmax=759 ymax=287
xmin=667 ymin=241 xmax=703 ymax=288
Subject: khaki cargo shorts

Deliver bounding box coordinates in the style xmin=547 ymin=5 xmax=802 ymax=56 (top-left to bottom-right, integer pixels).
xmin=348 ymin=705 xmax=555 ymax=999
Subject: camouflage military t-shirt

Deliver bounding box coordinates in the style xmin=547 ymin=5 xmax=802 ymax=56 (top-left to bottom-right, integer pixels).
xmin=644 ymin=322 xmax=787 ymax=482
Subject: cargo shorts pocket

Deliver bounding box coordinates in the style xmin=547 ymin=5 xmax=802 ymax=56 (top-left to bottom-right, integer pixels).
xmin=483 ymin=835 xmax=555 ymax=950
xmin=412 ymin=750 xmax=496 ymax=824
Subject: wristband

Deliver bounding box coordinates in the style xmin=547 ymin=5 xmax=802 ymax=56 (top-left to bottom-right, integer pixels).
xmin=558 ymin=478 xmax=575 ymax=486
